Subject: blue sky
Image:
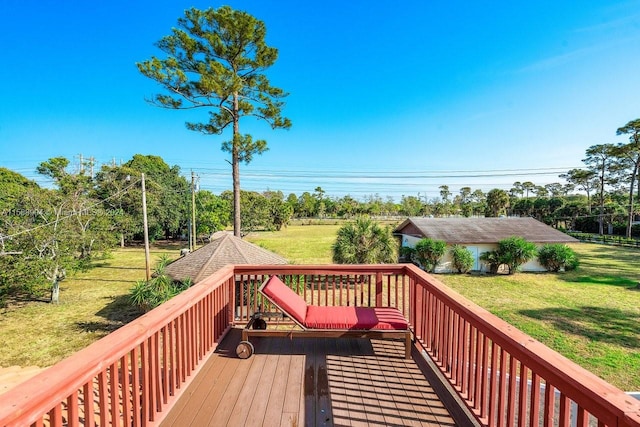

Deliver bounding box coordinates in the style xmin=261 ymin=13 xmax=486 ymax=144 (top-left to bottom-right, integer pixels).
xmin=1 ymin=0 xmax=639 ymax=201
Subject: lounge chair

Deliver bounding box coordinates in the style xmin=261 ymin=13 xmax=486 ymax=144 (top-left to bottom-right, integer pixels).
xmin=236 ymin=276 xmax=412 ymax=359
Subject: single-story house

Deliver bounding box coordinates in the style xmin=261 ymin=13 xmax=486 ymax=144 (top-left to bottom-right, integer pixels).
xmin=393 ymin=217 xmax=578 ymax=273
xmin=165 ymin=231 xmax=288 ymax=284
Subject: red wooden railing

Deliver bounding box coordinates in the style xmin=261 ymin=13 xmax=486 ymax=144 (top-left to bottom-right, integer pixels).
xmin=0 ymin=266 xmax=235 ymax=427
xmin=1 ymin=264 xmax=639 ymax=427
xmin=404 ymin=264 xmax=640 ymax=427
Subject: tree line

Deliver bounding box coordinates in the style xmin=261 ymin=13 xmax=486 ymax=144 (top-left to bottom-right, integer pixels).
xmin=1 ymin=116 xmax=638 ymax=304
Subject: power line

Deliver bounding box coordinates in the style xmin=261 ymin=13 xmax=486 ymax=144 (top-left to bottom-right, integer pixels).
xmin=3 ymin=178 xmax=141 ymax=240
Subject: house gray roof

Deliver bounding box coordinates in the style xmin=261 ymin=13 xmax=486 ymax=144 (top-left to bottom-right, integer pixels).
xmin=394 ymin=217 xmax=578 ymax=245
xmin=165 ymin=231 xmax=288 ymax=283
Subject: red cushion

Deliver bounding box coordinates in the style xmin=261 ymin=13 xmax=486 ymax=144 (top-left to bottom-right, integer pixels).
xmin=304 ymin=306 xmax=408 ymax=330
xmin=260 ymin=276 xmax=307 ymax=324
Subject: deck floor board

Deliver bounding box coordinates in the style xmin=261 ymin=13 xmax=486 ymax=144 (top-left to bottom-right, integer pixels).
xmin=160 ymin=328 xmax=458 ymax=427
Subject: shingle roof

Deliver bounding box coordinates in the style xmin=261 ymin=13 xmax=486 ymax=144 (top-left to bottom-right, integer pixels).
xmin=394 ymin=217 xmax=578 ymax=245
xmin=164 ymin=231 xmax=288 ymax=283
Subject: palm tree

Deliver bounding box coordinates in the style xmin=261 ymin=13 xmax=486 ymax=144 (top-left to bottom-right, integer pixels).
xmin=332 ymin=216 xmax=397 ymax=264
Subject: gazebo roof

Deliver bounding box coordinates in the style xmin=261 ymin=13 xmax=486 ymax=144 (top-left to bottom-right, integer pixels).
xmin=165 ymin=231 xmax=288 ymax=283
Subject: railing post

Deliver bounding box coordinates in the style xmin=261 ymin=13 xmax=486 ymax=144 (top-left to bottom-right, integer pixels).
xmin=375 ymin=272 xmax=383 ymax=307
xmin=412 ymin=276 xmax=423 ymax=341
xmin=228 ymin=277 xmax=235 ymax=326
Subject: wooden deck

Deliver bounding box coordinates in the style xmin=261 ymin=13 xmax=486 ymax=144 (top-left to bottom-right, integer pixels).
xmin=161 ymin=328 xmax=461 ymax=427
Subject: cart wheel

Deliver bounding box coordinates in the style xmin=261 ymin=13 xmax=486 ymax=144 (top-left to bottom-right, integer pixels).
xmin=253 ymin=318 xmax=267 ymax=330
xmin=236 ymin=340 xmax=254 ymax=359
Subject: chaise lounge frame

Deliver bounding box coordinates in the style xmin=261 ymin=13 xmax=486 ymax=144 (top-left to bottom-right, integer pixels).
xmin=239 ymin=276 xmax=412 ymax=359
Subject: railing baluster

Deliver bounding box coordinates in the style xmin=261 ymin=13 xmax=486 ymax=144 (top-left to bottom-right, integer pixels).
xmin=474 ymin=328 xmax=483 ymax=411
xmin=110 ymin=360 xmax=120 ymax=425
xmin=480 ymin=334 xmax=490 ymax=421
xmin=49 ymin=404 xmax=62 ymax=427
xmin=151 ymin=332 xmax=160 ymax=417
xmin=468 ymin=326 xmax=477 ymax=405
xmin=507 ymin=355 xmax=517 ymax=426
xmin=451 ymin=310 xmax=460 ymax=382
xmin=460 ymin=319 xmax=469 ymax=397
xmin=180 ymin=313 xmax=187 ymax=384
xmin=489 ymin=341 xmax=499 ymax=426
xmin=497 ymin=348 xmax=507 ymax=427
xmin=122 ymin=354 xmax=131 ymax=427
xmin=543 ymin=381 xmax=554 ymax=427
xmin=83 ymin=380 xmax=95 ymax=427
xmin=559 ymin=392 xmax=570 ymax=427
xmin=442 ymin=303 xmax=450 ymax=371
xmin=98 ymin=369 xmax=109 ymax=426
xmin=529 ymin=373 xmax=540 ymax=427
xmin=67 ymin=390 xmax=79 ymax=427
xmin=518 ymin=364 xmax=528 ymax=427
xmin=141 ymin=340 xmax=149 ymax=424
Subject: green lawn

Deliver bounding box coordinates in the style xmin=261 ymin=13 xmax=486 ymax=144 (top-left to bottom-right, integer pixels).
xmin=2 ymin=225 xmax=639 ymax=391
xmin=0 ymin=246 xmax=179 ymax=368
xmin=245 ymin=224 xmax=342 ymax=264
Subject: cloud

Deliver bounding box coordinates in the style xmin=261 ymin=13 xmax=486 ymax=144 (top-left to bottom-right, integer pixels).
xmin=516 ymin=34 xmax=640 ymax=74
xmin=517 ymin=46 xmax=599 ymax=73
xmin=573 ymin=13 xmax=640 ymax=34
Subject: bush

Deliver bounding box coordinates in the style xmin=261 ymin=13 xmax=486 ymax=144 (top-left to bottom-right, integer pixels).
xmin=129 ymin=255 xmax=191 ymax=312
xmin=332 ymin=216 xmax=397 ymax=264
xmin=399 ymin=246 xmax=415 ymax=263
xmin=498 ymin=236 xmax=537 ymax=274
xmin=538 ymin=244 xmax=579 ymax=272
xmin=450 ymin=245 xmax=474 ymax=273
xmin=479 ymin=250 xmax=502 ymax=274
xmin=480 ymin=236 xmax=537 ymax=275
xmin=413 ymin=238 xmax=447 ymax=272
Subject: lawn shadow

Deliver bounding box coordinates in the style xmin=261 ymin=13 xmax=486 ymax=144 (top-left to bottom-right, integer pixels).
xmin=562 ymin=275 xmax=638 ymax=287
xmin=572 ymin=244 xmax=640 ymax=280
xmin=519 ymin=306 xmax=640 ymax=349
xmin=76 ymin=295 xmax=143 ymax=334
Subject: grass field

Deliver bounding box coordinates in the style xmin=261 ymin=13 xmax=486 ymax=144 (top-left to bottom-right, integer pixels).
xmin=2 ymin=224 xmax=639 ymax=391
xmin=0 ymin=246 xmax=179 ymax=368
xmin=245 ymin=224 xmax=343 ymax=264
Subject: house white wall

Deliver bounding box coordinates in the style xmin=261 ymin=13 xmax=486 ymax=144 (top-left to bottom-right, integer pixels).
xmin=400 ymin=236 xmax=547 ymax=273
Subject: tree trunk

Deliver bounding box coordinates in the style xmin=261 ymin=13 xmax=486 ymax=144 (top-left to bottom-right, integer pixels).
xmin=51 ymin=280 xmax=60 ymax=304
xmin=50 ymin=264 xmax=60 ymax=304
xmin=627 ymin=163 xmax=638 ymax=238
xmin=232 ymin=92 xmax=241 ymax=237
xmin=598 ymin=188 xmax=604 ymax=235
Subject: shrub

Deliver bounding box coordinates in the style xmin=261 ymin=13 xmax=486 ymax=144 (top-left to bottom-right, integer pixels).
xmin=538 ymin=244 xmax=579 ymax=272
xmin=479 ymin=250 xmax=502 ymax=274
xmin=129 ymin=255 xmax=191 ymax=312
xmin=399 ymin=246 xmax=415 ymax=263
xmin=480 ymin=236 xmax=537 ymax=275
xmin=450 ymin=245 xmax=474 ymax=273
xmin=497 ymin=236 xmax=537 ymax=274
xmin=332 ymin=216 xmax=397 ymax=264
xmin=413 ymin=238 xmax=447 ymax=272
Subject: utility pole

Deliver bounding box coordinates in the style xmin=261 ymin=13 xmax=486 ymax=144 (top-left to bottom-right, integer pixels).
xmin=141 ymin=173 xmax=151 ymax=281
xmin=191 ymin=171 xmax=196 ymax=252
